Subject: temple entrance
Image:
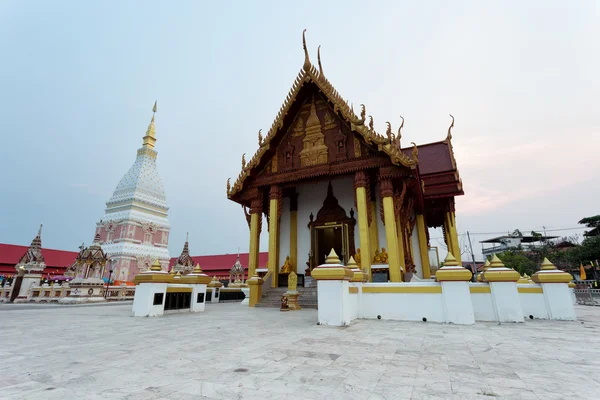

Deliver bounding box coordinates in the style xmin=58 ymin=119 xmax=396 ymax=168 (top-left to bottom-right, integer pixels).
xmin=308 ymin=182 xmax=356 ymax=269
xmin=315 ymin=225 xmax=344 ymax=265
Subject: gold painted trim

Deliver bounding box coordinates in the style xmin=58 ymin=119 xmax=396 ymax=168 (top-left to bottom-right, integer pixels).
xmin=166 ymin=287 xmax=192 ymax=293
xmin=469 ymin=286 xmax=491 ymax=294
xmin=349 ymin=287 xmax=359 ymax=294
xmin=517 ymin=287 xmax=543 ymax=294
xmin=362 ymin=285 xmax=442 ymax=294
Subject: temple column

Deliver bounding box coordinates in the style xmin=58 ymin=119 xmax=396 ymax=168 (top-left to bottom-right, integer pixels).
xmin=354 ymin=171 xmax=372 ymax=281
xmin=248 ymin=195 xmax=262 ymax=278
xmin=289 ymin=192 xmax=298 ymax=273
xmin=444 ymin=209 xmax=461 ymax=265
xmin=416 ymin=214 xmax=431 ymax=279
xmin=268 ymin=185 xmax=281 ymax=288
xmin=381 ymin=179 xmax=402 ymax=282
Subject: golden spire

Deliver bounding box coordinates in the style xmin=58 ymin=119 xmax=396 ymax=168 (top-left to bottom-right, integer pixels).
xmin=142 ymin=101 xmax=157 ymax=148
xmin=302 ymin=29 xmax=311 ymax=71
xmin=447 ymin=113 xmax=454 ymax=141
xmin=317 ymin=45 xmax=324 ymax=76
xmin=325 ymin=248 xmax=342 ymax=264
xmin=150 ymin=259 xmax=162 ymax=272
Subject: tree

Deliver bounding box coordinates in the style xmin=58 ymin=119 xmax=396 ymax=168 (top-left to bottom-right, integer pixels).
xmin=496 ymin=249 xmax=538 ymax=276
xmin=578 ymin=215 xmax=600 ymax=229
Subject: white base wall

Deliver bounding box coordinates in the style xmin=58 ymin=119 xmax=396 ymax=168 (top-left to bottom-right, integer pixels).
xmin=316 ymin=280 xmax=576 ymax=326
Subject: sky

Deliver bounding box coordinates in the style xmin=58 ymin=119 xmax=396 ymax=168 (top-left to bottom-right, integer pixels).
xmin=0 ymin=1 xmax=598 ymax=261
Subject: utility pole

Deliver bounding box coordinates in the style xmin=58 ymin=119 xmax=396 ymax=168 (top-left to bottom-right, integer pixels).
xmin=467 ymin=231 xmax=477 ymax=282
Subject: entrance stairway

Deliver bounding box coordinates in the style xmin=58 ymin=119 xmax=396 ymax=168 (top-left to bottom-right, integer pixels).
xmin=255 ymin=286 xmax=318 ymax=309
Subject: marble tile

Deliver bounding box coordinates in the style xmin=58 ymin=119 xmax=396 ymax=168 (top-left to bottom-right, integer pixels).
xmin=2 ymin=303 xmax=600 ymax=400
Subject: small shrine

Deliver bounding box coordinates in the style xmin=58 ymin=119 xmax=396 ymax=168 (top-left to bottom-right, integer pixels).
xmin=10 ymin=225 xmax=46 ymax=303
xmin=228 ymin=254 xmax=246 ymax=287
xmin=171 ymin=234 xmax=195 ymax=275
xmin=132 ymin=260 xmax=210 ymax=317
xmin=60 ymin=233 xmax=109 ymax=303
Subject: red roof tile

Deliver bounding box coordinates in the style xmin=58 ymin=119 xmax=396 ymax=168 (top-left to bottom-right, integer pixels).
xmin=169 ymin=252 xmax=269 ymax=276
xmin=0 ymin=243 xmax=78 ymax=275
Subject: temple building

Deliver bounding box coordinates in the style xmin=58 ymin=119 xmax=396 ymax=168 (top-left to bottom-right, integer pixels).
xmin=94 ymin=102 xmax=171 ymax=281
xmin=227 ymin=32 xmax=463 ymax=286
xmin=171 ymin=234 xmax=195 ymax=274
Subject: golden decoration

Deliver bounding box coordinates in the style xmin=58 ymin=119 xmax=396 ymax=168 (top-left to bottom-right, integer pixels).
xmin=299 ymin=99 xmax=328 ymax=166
xmin=323 ymin=109 xmax=337 ymax=130
xmin=227 ymin=30 xmax=417 ymax=198
xmin=411 ymin=142 xmax=419 ymax=162
xmin=353 ymin=136 xmax=361 ymax=157
xmin=149 ymin=259 xmax=162 ymax=272
xmin=368 ymin=115 xmax=374 ymax=132
xmin=258 ymin=129 xmax=263 ymax=146
xmin=152 ymin=100 xmax=157 ymax=113
xmin=302 ymin=29 xmax=310 ymax=71
xmin=142 ymin=101 xmax=157 ymax=149
xmin=226 ymin=178 xmax=231 ymax=193
xmin=281 ymin=255 xmax=293 ymax=274
xmin=288 ymin=271 xmax=298 ymax=291
xmin=241 ymin=153 xmax=246 ymax=169
xmin=272 ymin=153 xmax=278 ymax=173
xmin=325 ymin=248 xmax=342 ymax=264
xmin=354 ymin=248 xmax=361 ymax=266
xmin=447 ymin=113 xmax=454 ymax=141
xmin=386 ymin=122 xmax=392 ymax=144
xmin=317 ymin=45 xmax=324 ymax=76
xmin=360 ymin=104 xmax=366 ymax=123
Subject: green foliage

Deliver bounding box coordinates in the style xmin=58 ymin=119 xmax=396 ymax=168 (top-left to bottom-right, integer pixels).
xmin=578 ymin=215 xmax=600 ymax=229
xmin=496 ymin=250 xmax=537 ymax=276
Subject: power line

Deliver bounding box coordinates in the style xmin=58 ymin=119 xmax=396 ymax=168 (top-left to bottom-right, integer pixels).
xmin=429 ymin=226 xmax=588 ymax=241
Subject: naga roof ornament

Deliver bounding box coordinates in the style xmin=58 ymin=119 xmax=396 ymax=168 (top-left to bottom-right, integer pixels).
xmin=226 ymin=30 xmax=418 ymax=198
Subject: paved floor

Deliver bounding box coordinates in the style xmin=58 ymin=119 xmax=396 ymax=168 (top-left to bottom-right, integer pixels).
xmin=1 ymin=303 xmax=599 ymax=400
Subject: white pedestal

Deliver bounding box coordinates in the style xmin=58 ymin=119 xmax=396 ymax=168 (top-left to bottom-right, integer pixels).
xmin=13 ymin=274 xmax=42 ymax=303
xmin=241 ymin=287 xmax=249 ymax=306
xmin=489 ymin=282 xmax=524 ymax=322
xmin=317 ymin=280 xmax=349 ymax=326
xmin=542 ymin=283 xmax=577 ymax=320
xmin=441 ymin=281 xmax=475 ymax=325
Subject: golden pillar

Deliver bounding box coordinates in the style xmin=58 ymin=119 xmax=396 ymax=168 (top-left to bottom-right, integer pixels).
xmin=268 ymin=185 xmax=281 ymax=288
xmin=354 ymin=171 xmax=372 ymax=280
xmin=248 ymin=196 xmax=262 ymax=278
xmin=444 ymin=209 xmax=462 ymax=265
xmin=381 ymin=179 xmax=402 ymax=282
xmin=369 ymin=200 xmax=379 ymax=256
xmin=289 ymin=192 xmax=298 ymax=273
xmin=416 ymin=214 xmax=431 ymax=278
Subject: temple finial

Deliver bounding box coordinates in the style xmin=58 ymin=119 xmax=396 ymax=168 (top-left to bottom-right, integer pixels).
xmin=447 ymin=114 xmax=454 ymax=141
xmin=398 ymin=116 xmax=404 ymax=139
xmin=37 ymin=224 xmax=43 ymax=237
xmin=302 ymin=29 xmax=311 ymax=71
xmin=142 ymin=101 xmax=157 ymax=148
xmin=186 ymin=232 xmax=189 ymax=242
xmin=317 ymin=45 xmax=324 ymax=76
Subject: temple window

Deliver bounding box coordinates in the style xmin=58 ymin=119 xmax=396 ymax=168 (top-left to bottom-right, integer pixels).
xmin=337 ymin=140 xmax=345 ymax=153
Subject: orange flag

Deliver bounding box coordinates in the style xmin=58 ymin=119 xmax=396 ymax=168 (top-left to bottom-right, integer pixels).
xmin=580 ymin=263 xmax=587 ymax=280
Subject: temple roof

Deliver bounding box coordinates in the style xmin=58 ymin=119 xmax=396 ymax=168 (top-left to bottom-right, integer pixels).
xmin=106 ymin=102 xmax=168 ymax=211
xmin=227 ymin=30 xmax=419 ymax=199
xmin=76 ymin=234 xmax=109 ymax=266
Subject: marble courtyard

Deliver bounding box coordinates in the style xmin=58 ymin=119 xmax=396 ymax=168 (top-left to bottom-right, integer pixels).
xmin=1 ymin=303 xmax=599 ymax=400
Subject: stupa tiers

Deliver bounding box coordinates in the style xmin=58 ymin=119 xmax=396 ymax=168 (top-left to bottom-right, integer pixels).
xmin=11 ymin=226 xmax=46 ymax=302
xmin=227 ymin=31 xmax=463 ymax=286
xmin=94 ymin=102 xmax=170 ymax=282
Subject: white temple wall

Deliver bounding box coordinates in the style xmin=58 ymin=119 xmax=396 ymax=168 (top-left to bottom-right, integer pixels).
xmin=296 ymin=176 xmax=357 ymax=270
xmin=278 ymin=197 xmax=291 ymax=270
xmin=412 ymin=227 xmax=423 ymax=278
xmin=316 ymin=279 xmax=576 ymax=326
xmin=375 ymin=193 xmax=386 ymax=251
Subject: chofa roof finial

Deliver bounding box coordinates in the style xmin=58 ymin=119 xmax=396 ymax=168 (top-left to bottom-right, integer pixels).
xmin=302 ymin=29 xmax=311 ymax=71
xmin=317 ymin=45 xmax=324 ymax=76
xmin=398 ymin=115 xmax=404 ymax=140
xmin=447 ymin=114 xmax=454 ymax=141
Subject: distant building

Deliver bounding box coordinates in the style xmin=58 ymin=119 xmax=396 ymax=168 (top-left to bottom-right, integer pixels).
xmin=479 ymin=230 xmax=558 ymax=257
